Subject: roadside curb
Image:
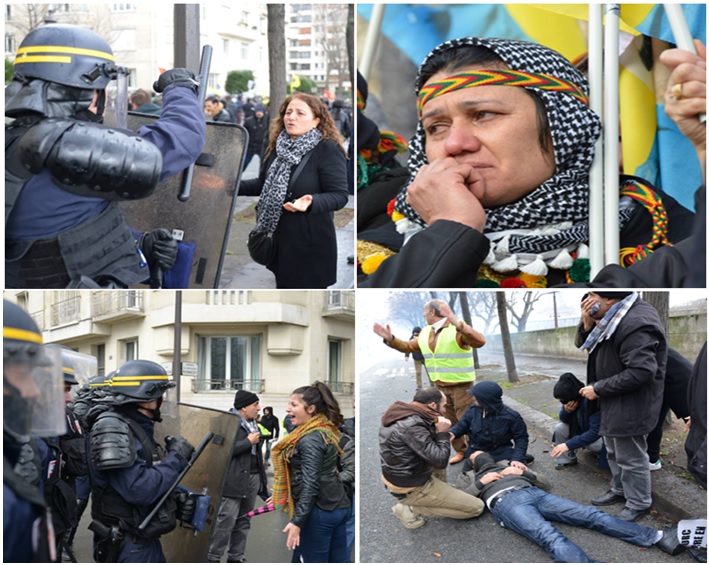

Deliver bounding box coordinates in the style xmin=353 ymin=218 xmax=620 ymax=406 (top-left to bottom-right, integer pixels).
xmin=504 ymin=394 xmax=707 ymax=523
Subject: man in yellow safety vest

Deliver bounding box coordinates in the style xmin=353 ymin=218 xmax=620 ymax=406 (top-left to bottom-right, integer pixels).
xmin=373 ymin=299 xmax=486 ymax=464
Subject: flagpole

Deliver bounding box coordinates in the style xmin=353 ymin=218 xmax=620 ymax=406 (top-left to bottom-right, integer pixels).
xmin=588 ymin=4 xmax=605 ymax=278
xmin=664 ymin=4 xmax=706 ymax=123
xmin=359 ymin=4 xmax=386 ymax=79
xmin=603 ymin=4 xmax=621 ymax=266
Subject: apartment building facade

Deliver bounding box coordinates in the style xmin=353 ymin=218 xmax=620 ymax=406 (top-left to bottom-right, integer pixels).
xmin=4 ymin=289 xmax=355 ymax=418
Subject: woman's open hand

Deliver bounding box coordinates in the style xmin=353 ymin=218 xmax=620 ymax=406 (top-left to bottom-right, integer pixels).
xmin=283 ymin=194 xmax=313 ymax=213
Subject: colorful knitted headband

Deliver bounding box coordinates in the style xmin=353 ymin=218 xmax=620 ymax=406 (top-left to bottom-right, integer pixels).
xmin=417 ymin=69 xmax=589 ymax=115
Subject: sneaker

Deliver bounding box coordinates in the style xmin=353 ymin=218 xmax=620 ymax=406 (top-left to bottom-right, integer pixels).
xmin=649 ymin=459 xmax=662 ymax=471
xmin=392 ymin=503 xmax=425 ymax=529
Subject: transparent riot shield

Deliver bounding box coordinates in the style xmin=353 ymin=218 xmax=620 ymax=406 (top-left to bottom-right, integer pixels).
xmin=154 ymin=403 xmax=239 ymax=562
xmin=105 ymin=111 xmax=247 ymax=288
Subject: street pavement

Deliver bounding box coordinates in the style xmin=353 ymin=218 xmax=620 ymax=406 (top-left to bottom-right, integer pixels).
xmin=219 ymin=155 xmax=355 ymax=289
xmin=359 ymin=353 xmax=705 ymax=563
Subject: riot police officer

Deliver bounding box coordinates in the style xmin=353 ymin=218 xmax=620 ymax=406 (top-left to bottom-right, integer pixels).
xmin=5 ymin=23 xmax=206 ymax=288
xmin=86 ymin=360 xmax=196 ymax=562
xmin=4 ymin=300 xmax=66 ymax=562
xmin=42 ymin=345 xmax=94 ymax=561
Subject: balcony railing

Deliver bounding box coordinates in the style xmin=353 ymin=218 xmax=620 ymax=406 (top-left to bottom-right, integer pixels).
xmin=191 ymin=378 xmax=265 ymax=393
xmin=50 ymin=296 xmax=81 ymax=327
xmin=30 ymin=309 xmax=46 ymax=332
xmin=92 ymin=291 xmax=144 ymax=319
xmin=326 ymin=290 xmax=354 ymax=309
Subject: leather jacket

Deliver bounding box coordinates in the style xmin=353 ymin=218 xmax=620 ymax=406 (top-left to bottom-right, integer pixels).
xmin=379 ymin=413 xmax=450 ymax=488
xmin=290 ymin=431 xmax=350 ymax=528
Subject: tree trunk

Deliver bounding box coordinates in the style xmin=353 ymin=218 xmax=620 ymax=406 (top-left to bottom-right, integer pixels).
xmin=267 ymin=5 xmax=287 ymax=117
xmin=641 ymin=291 xmax=670 ymax=334
xmin=496 ymin=292 xmax=518 ymax=383
xmin=458 ymin=292 xmax=480 ymax=370
xmin=346 ymin=4 xmax=354 ymax=90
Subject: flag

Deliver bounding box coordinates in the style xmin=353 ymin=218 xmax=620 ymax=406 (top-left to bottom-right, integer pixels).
xmin=290 ymin=73 xmax=301 ymax=91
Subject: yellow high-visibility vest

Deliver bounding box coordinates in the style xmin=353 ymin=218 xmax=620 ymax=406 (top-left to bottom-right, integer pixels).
xmin=418 ymin=324 xmax=475 ymax=383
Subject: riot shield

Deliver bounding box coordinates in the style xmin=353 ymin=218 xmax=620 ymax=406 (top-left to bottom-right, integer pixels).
xmin=154 ymin=403 xmax=239 ymax=562
xmin=105 ymin=111 xmax=247 ymax=288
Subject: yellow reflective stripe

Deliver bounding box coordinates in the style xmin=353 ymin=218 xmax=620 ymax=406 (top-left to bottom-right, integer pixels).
xmin=111 ymin=375 xmax=169 ymax=381
xmin=15 ymin=55 xmax=72 ymax=64
xmin=17 ymin=45 xmax=115 ymax=61
xmin=3 ymin=326 xmax=43 ymax=344
xmin=63 ymin=366 xmax=76 ymax=374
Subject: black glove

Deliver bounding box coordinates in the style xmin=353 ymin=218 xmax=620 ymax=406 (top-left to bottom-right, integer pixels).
xmin=153 ymin=68 xmax=198 ymax=94
xmin=174 ymin=491 xmax=195 ymax=523
xmin=141 ymin=229 xmax=178 ymax=271
xmin=165 ymin=435 xmax=195 ymax=461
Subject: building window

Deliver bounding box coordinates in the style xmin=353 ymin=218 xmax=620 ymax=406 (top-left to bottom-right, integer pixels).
xmin=6 ymin=5 xmax=12 ymax=20
xmin=51 ymin=291 xmax=80 ymax=326
xmin=5 ymin=34 xmax=15 ymax=53
xmin=124 ymin=339 xmax=139 ymax=361
xmin=328 ymin=339 xmax=342 ymax=383
xmin=112 ymin=3 xmax=134 ymax=11
xmin=223 ymin=38 xmax=229 ymax=56
xmin=240 ymin=42 xmax=249 ymax=60
xmin=197 ymin=335 xmax=261 ymax=391
xmin=94 ymin=344 xmax=106 ymax=377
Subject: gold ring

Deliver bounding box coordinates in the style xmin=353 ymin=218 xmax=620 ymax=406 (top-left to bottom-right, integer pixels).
xmin=671 ymin=83 xmax=683 ymax=101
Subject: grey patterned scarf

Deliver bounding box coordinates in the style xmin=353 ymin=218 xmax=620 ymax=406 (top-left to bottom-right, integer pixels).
xmin=395 ymin=37 xmax=603 ymax=269
xmin=256 ymin=128 xmax=323 ymax=233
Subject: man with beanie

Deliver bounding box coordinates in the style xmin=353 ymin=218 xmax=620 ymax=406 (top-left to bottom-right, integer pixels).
xmin=207 ymin=390 xmax=268 ymax=563
xmin=455 ymin=451 xmax=684 ymax=562
xmin=379 ymin=388 xmax=484 ymax=529
xmin=551 ymin=372 xmax=605 ymax=470
xmin=450 ymin=380 xmax=531 ymax=473
xmin=374 ymin=299 xmax=486 ymax=464
xmin=578 ymin=292 xmax=666 ymax=522
xmin=404 ymin=326 xmax=427 ymax=390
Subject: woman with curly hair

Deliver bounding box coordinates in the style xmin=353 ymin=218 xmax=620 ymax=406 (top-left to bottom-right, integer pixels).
xmin=239 ymin=93 xmax=349 ymax=288
xmin=271 ymin=381 xmax=352 ymax=562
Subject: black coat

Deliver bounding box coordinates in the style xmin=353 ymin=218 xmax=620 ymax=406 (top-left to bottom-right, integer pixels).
xmin=240 ymin=139 xmax=349 ymax=288
xmin=580 ymin=299 xmax=667 ymax=437
xmin=685 ymin=342 xmax=707 ymax=488
xmin=221 ymin=416 xmax=268 ymax=499
xmin=244 ymin=115 xmax=268 ymax=155
xmin=358 ymin=178 xmax=696 ymax=289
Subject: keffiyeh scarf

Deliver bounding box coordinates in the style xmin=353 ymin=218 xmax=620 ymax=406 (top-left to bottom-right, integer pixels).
xmin=394 ymin=37 xmax=603 ymax=275
xmin=580 ymin=292 xmax=639 ymax=354
xmin=270 ymin=412 xmax=342 ymax=519
xmin=256 ymin=128 xmax=323 ymax=233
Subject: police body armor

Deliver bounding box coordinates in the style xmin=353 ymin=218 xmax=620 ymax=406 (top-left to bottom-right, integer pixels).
xmin=5 ymin=117 xmax=163 ymax=288
xmin=89 ymin=409 xmax=177 ymax=542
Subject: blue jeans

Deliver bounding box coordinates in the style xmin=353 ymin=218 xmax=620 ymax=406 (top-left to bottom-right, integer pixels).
xmin=491 ymin=487 xmax=657 ymax=562
xmin=296 ymin=505 xmax=351 ymax=563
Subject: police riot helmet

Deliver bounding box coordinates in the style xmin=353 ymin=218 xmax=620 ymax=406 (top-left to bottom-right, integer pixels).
xmin=46 ymin=344 xmax=79 ymax=385
xmin=13 ymin=24 xmax=116 ymax=90
xmin=107 ymin=360 xmax=175 ymax=403
xmin=3 ymin=300 xmax=65 ymax=441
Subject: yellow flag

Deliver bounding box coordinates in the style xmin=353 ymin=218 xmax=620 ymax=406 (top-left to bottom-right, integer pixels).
xmin=290 ymin=74 xmax=301 ymax=90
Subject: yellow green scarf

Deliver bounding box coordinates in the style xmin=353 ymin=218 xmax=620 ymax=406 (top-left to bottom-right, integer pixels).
xmin=271 ymin=412 xmax=343 ymax=519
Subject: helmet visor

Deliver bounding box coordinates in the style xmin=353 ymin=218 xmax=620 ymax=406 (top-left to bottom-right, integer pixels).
xmin=104 ymin=65 xmax=130 ymax=129
xmin=4 ymin=346 xmax=66 ymax=437
xmin=62 ymin=349 xmax=98 ymax=388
